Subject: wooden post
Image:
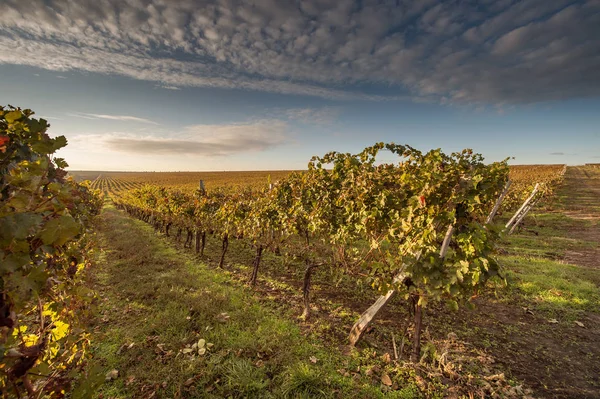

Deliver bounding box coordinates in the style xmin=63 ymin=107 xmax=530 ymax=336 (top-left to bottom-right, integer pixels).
xmin=195 ymin=229 xmax=201 ymax=253
xmin=301 ymin=263 xmax=319 ymax=319
xmin=199 ymin=180 xmax=206 ymax=194
xmin=505 ymin=183 xmax=539 ymax=230
xmin=508 ymin=197 xmax=540 ymax=234
xmin=411 ymin=301 xmax=423 ymax=363
xmin=218 ymin=233 xmax=228 ymax=268
xmin=486 ymin=180 xmax=512 ymax=224
xmin=249 ymin=245 xmax=263 ymax=286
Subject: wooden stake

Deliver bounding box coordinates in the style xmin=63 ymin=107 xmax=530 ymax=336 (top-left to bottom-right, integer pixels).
xmin=508 ymin=197 xmax=540 ymax=235
xmin=505 ymin=183 xmax=540 ymax=230
xmin=486 ymin=180 xmax=512 ymax=224
xmin=392 ymin=332 xmax=398 ymax=361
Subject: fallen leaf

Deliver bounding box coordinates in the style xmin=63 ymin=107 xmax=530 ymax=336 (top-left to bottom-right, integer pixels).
xmin=216 ymin=312 xmax=230 ymax=322
xmin=574 ymin=321 xmax=585 ymax=328
xmin=105 ymin=369 xmax=119 ymax=381
xmin=548 ymin=319 xmax=559 ymax=324
xmin=309 ymin=356 xmax=318 ymax=364
xmin=381 ymin=374 xmax=392 ymax=386
xmin=184 ymin=377 xmax=195 ymax=387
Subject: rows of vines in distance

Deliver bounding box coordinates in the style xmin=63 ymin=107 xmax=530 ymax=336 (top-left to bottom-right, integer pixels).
xmin=69 ymin=170 xmax=298 ymax=193
xmin=87 ymin=176 xmax=145 ymax=194
xmin=71 ymin=165 xmax=566 ymax=213
xmin=505 ymin=164 xmax=566 ymax=210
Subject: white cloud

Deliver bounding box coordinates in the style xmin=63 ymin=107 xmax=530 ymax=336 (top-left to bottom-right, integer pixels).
xmin=70 ymin=119 xmax=289 ymax=156
xmin=68 ymin=112 xmax=158 ymax=125
xmin=283 ymin=107 xmax=342 ymax=125
xmin=0 ymin=0 xmax=598 ymax=104
xmin=156 ymin=84 xmax=181 ymax=90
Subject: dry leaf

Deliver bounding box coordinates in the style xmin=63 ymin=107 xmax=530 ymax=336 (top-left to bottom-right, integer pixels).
xmin=548 ymin=319 xmax=559 ymax=324
xmin=574 ymin=320 xmax=585 ymax=328
xmin=309 ymin=356 xmax=318 ymax=363
xmin=184 ymin=377 xmax=195 ymax=387
xmin=216 ymin=312 xmax=230 ymax=322
xmin=381 ymin=374 xmax=392 ymax=386
xmin=105 ymin=369 xmax=119 ymax=381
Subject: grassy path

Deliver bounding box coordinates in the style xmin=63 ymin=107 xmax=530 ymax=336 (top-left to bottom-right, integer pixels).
xmin=87 ymin=204 xmax=416 ymax=398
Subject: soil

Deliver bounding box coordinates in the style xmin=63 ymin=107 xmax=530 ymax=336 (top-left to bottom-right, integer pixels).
xmin=561 ymin=166 xmax=600 ymax=269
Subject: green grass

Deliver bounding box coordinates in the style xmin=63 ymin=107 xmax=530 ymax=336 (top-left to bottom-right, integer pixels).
xmin=498 ymin=212 xmax=597 ymax=258
xmin=87 ymin=204 xmax=418 ymax=398
xmin=501 ymin=255 xmax=600 ymax=319
xmin=495 ymin=209 xmax=600 ymax=320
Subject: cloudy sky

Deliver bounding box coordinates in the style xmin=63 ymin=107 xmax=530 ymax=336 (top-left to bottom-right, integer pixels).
xmin=1 ymin=0 xmax=599 ymax=170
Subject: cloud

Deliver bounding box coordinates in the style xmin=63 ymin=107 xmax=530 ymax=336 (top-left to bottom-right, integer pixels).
xmin=1 ymin=0 xmax=598 ymax=104
xmin=156 ymin=85 xmax=181 ymax=90
xmin=102 ymin=119 xmax=288 ymax=156
xmin=283 ymin=107 xmax=341 ymax=125
xmin=68 ymin=112 xmax=158 ymax=125
xmin=550 ymin=152 xmax=565 ymax=155
xmin=38 ymin=116 xmax=63 ymax=120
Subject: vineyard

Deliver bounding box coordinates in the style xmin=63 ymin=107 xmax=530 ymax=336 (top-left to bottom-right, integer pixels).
xmin=3 ymin=106 xmax=599 ymax=399
xmin=103 ymin=150 xmax=570 ymax=349
xmin=70 ymin=170 xmax=297 ymax=194
xmin=88 ymin=176 xmax=145 ymax=194
xmin=71 ymin=164 xmax=566 ymax=206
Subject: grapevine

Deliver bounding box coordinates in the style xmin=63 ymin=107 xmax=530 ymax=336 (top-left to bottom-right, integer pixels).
xmin=1 ymin=106 xmax=103 ymax=396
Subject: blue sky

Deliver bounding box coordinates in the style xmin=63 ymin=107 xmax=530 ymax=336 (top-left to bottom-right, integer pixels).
xmin=0 ymin=0 xmax=599 ymax=170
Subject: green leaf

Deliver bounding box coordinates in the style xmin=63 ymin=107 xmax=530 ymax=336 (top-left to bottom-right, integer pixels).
xmin=5 ymin=110 xmax=22 ymax=123
xmin=0 ymin=213 xmax=43 ymax=244
xmin=447 ymin=300 xmax=459 ymax=311
xmin=40 ymin=215 xmax=81 ymax=246
xmin=54 ymin=157 xmax=69 ymax=168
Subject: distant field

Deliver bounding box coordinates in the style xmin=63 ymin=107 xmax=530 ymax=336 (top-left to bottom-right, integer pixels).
xmin=68 ymin=170 xmax=297 ymax=193
xmin=70 ymin=165 xmax=566 ymax=196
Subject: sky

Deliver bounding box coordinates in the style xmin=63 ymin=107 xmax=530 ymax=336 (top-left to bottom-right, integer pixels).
xmin=0 ymin=0 xmax=599 ymax=171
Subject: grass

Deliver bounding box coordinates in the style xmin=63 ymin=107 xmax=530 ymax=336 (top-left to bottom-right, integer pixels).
xmin=496 ymin=209 xmax=600 ymax=319
xmin=501 ymin=255 xmax=600 ymax=318
xmin=87 ymin=204 xmax=419 ymax=398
